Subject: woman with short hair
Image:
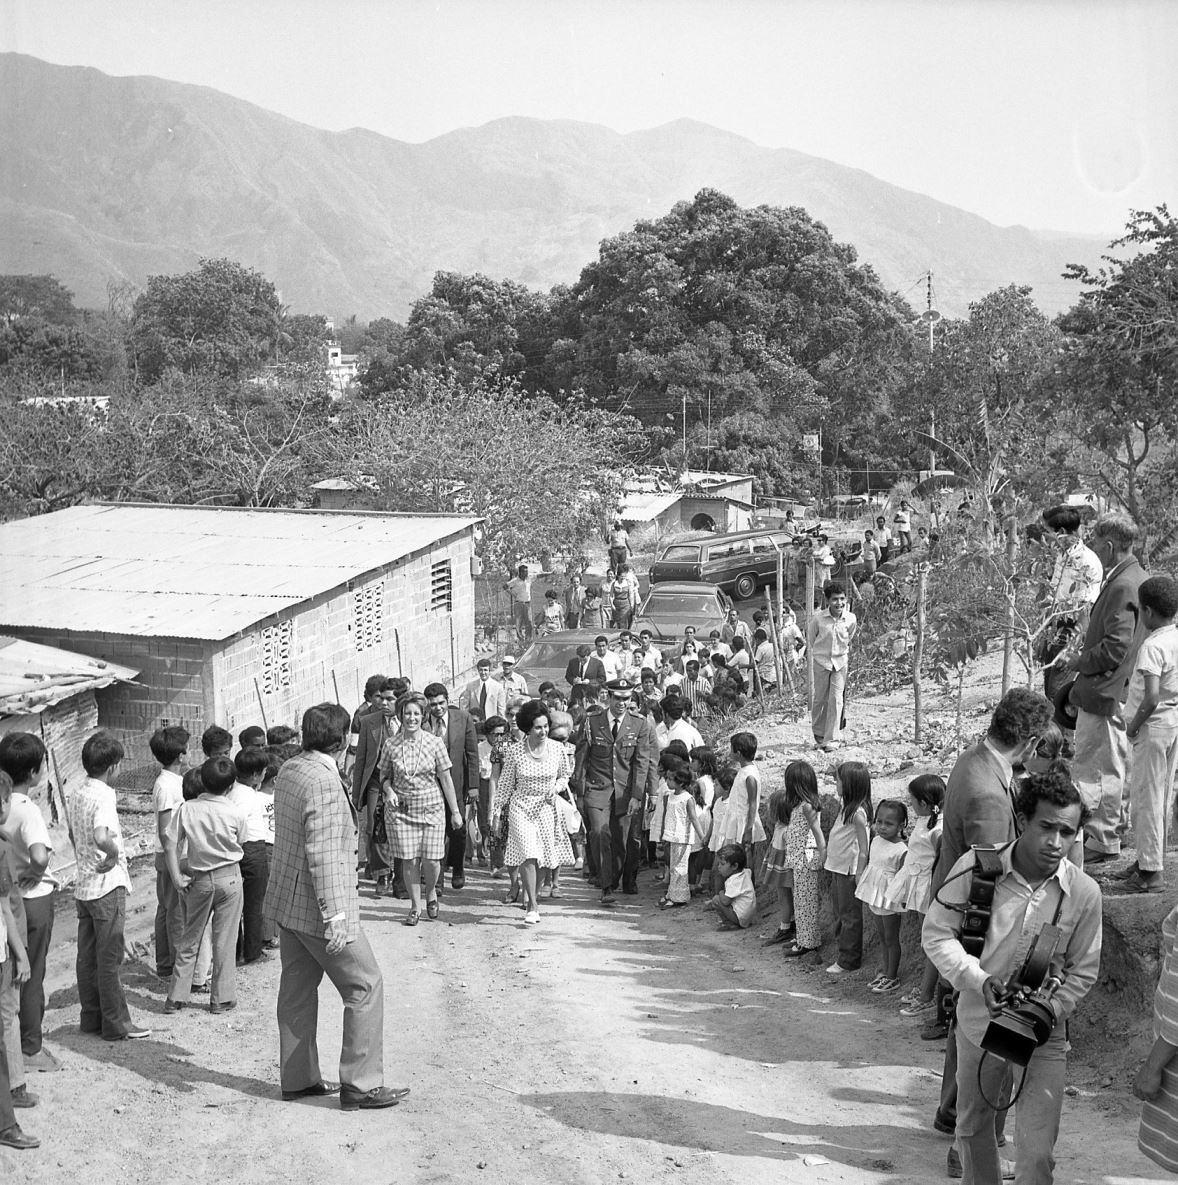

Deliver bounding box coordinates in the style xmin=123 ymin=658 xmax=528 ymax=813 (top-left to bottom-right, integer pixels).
xmin=377 ymin=694 xmax=463 ymax=926
xmin=491 ymin=700 xmax=574 ymax=925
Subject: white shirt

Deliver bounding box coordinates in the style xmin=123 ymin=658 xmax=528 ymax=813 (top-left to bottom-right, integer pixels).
xmin=893 ymin=508 xmax=911 ymax=531
xmin=595 ymin=649 xmax=623 ymax=680
xmin=228 ymin=782 xmax=272 ymax=844
xmin=500 ymin=670 xmax=530 ymax=699
xmin=0 ymin=792 xmax=55 ymax=899
xmin=68 ymin=777 xmax=132 ymax=901
xmin=724 ymin=869 xmax=757 ymax=927
xmin=1126 ymin=623 xmax=1178 ymax=728
xmin=505 ymin=576 xmax=532 ymax=605
xmin=1049 ymin=539 xmax=1103 ymax=610
xmin=922 ymin=845 xmax=1103 ymax=1044
xmin=151 ymin=768 xmax=184 ymax=854
xmin=665 ymin=719 xmax=705 ymax=751
xmin=167 ymin=794 xmax=248 ymax=872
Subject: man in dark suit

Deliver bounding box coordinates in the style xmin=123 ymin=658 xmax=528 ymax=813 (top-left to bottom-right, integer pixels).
xmin=927 ymin=687 xmax=1052 ymax=1164
xmin=351 ymin=677 xmax=400 ymax=893
xmin=423 ymin=683 xmax=480 ymax=890
xmin=573 ymin=677 xmax=657 ymax=903
xmin=1063 ymin=513 xmax=1147 ymax=863
xmin=264 ymin=702 xmax=408 ymax=1111
xmin=565 ymin=644 xmax=594 ymax=687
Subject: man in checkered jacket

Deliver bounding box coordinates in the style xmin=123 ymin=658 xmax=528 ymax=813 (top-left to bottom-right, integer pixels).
xmin=264 ymin=702 xmax=409 ymax=1112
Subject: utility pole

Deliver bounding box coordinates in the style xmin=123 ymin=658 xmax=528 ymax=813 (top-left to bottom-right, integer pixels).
xmin=682 ymin=389 xmax=687 ymax=467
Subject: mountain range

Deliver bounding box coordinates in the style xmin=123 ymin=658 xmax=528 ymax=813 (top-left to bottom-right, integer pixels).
xmin=0 ymin=53 xmax=1106 ymax=321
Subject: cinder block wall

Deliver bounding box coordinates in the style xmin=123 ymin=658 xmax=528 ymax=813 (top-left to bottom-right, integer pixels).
xmin=213 ymin=535 xmax=478 ymax=733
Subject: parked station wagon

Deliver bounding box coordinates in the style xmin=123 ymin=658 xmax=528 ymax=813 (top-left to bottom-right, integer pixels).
xmin=648 ymin=529 xmax=795 ymax=600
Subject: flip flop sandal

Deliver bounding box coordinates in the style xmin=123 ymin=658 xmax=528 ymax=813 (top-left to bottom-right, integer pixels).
xmin=403 ymin=910 xmax=419 ymax=927
xmin=426 ymin=900 xmax=440 ymax=920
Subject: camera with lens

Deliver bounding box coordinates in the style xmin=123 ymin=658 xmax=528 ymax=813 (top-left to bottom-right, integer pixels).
xmin=950 ymin=847 xmax=1063 ymax=1069
xmin=980 ymin=925 xmax=1062 ymax=1067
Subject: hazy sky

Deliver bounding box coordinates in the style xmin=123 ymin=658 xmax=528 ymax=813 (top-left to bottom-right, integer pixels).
xmin=3 ymin=0 xmax=1174 ymax=235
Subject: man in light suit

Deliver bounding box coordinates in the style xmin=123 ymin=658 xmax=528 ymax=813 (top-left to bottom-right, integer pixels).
xmin=573 ymin=678 xmax=657 ymax=903
xmin=423 ymin=683 xmax=480 ymax=890
xmin=1062 ymin=513 xmax=1147 ymax=863
xmin=458 ymin=658 xmax=507 ymax=719
xmin=264 ymin=702 xmax=408 ymax=1112
xmin=927 ymin=687 xmax=1052 ymax=1167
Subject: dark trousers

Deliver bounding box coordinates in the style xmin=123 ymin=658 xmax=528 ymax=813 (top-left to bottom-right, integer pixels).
xmin=76 ymin=886 xmax=134 ymax=1039
xmin=829 ymin=872 xmax=863 ymax=970
xmin=277 ymin=925 xmax=384 ymax=1095
xmin=0 ymin=978 xmax=16 ymax=1131
xmin=21 ymin=891 xmax=56 ymax=1055
xmin=585 ymin=799 xmax=643 ymax=891
xmin=361 ymin=784 xmax=389 ymax=878
xmin=238 ymin=841 xmax=270 ymax=963
xmin=445 ymin=801 xmax=470 ymax=874
xmin=154 ymin=852 xmax=183 ymax=977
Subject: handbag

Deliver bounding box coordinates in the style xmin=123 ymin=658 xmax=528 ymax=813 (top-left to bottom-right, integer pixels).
xmin=372 ymin=797 xmax=389 ymax=847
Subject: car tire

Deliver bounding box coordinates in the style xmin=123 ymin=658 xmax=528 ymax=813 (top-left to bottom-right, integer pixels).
xmin=733 ymin=572 xmax=758 ymax=600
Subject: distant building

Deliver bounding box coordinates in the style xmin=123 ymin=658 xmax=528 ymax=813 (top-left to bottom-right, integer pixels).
xmin=618 ymin=469 xmax=756 ymax=535
xmin=0 ymin=503 xmax=480 ymax=788
xmin=0 ymin=635 xmax=138 ymax=875
xmin=325 ymin=341 xmax=359 ymax=393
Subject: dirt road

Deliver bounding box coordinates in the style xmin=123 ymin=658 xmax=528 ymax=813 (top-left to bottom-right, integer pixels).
xmin=2 ymin=848 xmax=1162 ymax=1185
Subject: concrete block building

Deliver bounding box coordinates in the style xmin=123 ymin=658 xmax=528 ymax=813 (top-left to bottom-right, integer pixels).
xmin=0 ymin=504 xmax=480 ymax=788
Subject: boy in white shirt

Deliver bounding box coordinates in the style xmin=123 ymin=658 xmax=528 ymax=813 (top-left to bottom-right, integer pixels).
xmin=0 ymin=733 xmax=59 ymax=1072
xmin=0 ymin=771 xmax=39 ymax=1150
xmin=806 ymin=584 xmax=858 ymax=751
xmin=229 ymin=748 xmax=273 ymax=964
xmin=148 ymin=726 xmax=189 ymax=981
xmin=67 ymin=731 xmax=149 ymax=1041
xmin=893 ymin=499 xmax=913 ymax=553
xmin=1115 ymin=576 xmax=1178 ymax=894
xmin=710 ymin=843 xmax=757 ymax=929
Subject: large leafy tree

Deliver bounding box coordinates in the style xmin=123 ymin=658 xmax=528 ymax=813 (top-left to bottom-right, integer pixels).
xmin=1055 ymin=206 xmax=1178 ymax=559
xmin=555 ymin=189 xmax=914 ymax=462
xmin=904 ymin=285 xmax=1061 ymax=534
xmin=333 ymin=369 xmax=643 ymax=568
xmin=0 ymin=275 xmax=79 ymax=325
xmin=129 ymin=258 xmax=285 ymax=382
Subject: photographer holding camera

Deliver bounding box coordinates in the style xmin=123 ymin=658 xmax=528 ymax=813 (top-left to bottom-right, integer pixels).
xmin=923 ymin=769 xmax=1103 ymax=1184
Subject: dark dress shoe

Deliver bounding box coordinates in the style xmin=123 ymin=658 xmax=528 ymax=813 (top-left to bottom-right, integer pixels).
xmin=164 ymin=999 xmax=184 ymax=1013
xmin=105 ymin=1027 xmax=151 ymax=1041
xmin=10 ymin=1085 xmax=37 ymax=1108
xmin=762 ymin=928 xmax=794 ymax=947
xmin=209 ymin=1001 xmax=237 ymax=1014
xmin=340 ymin=1085 xmax=411 ymax=1111
xmin=0 ymin=1123 xmax=40 ymax=1150
xmin=452 ymin=871 xmax=466 ymax=889
xmin=600 ymin=888 xmax=616 ymax=904
xmin=282 ymin=1080 xmax=342 ymax=1101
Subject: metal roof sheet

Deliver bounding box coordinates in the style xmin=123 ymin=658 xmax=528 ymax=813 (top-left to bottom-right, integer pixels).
xmin=0 ymin=635 xmax=139 ymax=716
xmin=619 ymin=490 xmax=684 ymax=522
xmin=0 ymin=504 xmax=480 ymax=641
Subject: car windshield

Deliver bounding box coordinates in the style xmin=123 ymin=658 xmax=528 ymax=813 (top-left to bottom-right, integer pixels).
xmin=520 ymin=642 xmax=576 ymax=664
xmin=640 ymin=592 xmax=723 ymax=617
xmin=658 ymin=545 xmax=701 ymax=561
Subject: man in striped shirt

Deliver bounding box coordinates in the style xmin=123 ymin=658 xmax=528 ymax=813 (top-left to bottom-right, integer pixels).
xmin=679 ymin=660 xmax=713 ymax=716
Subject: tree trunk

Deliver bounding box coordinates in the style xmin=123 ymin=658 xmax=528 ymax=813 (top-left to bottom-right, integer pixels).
xmin=804 ymin=558 xmax=816 ymax=711
xmin=913 ymin=564 xmax=927 ymax=744
xmin=764 ymin=586 xmax=786 ymax=697
xmin=956 ymin=664 xmax=966 ymax=753
xmin=1000 ymin=518 xmax=1018 ymax=696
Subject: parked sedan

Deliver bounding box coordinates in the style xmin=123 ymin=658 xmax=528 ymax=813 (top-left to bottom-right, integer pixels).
xmin=514 ymin=630 xmax=607 ymax=691
xmin=632 ymin=581 xmax=733 ymax=642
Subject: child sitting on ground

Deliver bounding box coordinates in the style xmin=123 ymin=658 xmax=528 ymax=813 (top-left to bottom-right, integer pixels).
xmin=855 ymin=798 xmax=909 ymax=993
xmin=710 ymin=842 xmax=757 ymax=930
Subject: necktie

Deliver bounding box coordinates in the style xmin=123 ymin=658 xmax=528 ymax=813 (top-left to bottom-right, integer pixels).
xmin=611 ymin=717 xmax=619 ymax=741
xmin=480 ymin=683 xmax=487 ymax=712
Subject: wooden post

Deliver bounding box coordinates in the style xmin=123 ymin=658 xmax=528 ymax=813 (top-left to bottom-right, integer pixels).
xmin=804 ymin=556 xmax=816 ymax=708
xmin=253 ymin=678 xmax=270 ymax=733
xmin=763 ymin=586 xmax=785 ymax=696
xmin=913 ymin=563 xmax=927 ymax=744
xmin=331 ymin=669 xmax=342 ymax=707
xmin=1001 ymin=516 xmax=1018 ymax=695
xmin=394 ymin=627 xmax=404 ymax=678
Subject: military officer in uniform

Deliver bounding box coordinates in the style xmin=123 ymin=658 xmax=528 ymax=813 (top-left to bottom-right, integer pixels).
xmin=573 ymin=678 xmax=657 ymax=903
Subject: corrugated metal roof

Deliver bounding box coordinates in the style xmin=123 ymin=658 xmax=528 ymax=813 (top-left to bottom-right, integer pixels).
xmin=0 ymin=635 xmax=139 ymax=716
xmin=0 ymin=504 xmax=480 ymax=641
xmin=619 ymin=490 xmax=684 ymax=522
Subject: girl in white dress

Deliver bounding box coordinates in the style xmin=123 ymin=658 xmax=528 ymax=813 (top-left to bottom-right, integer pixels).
xmin=688 ymin=747 xmax=718 ymax=894
xmin=711 ymin=734 xmax=766 ymax=878
xmin=658 ymin=764 xmax=710 ymax=907
xmin=854 ymin=799 xmax=909 ymax=993
xmin=886 ymin=774 xmax=944 ymax=1017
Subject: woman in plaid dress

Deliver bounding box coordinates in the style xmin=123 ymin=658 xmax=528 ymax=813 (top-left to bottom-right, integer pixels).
xmin=377 ymin=694 xmax=463 ymax=926
xmin=492 ymin=700 xmax=574 ymax=926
